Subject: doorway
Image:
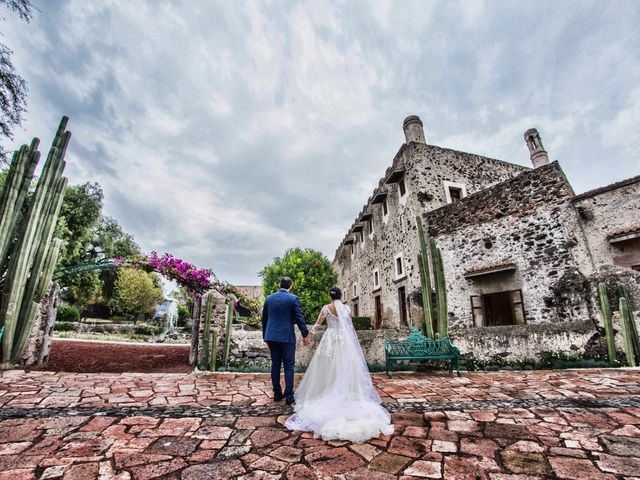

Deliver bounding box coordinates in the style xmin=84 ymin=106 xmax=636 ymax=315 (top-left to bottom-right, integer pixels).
xmin=374 ymin=295 xmax=382 ymax=328
xmin=398 ymin=286 xmax=408 ymax=326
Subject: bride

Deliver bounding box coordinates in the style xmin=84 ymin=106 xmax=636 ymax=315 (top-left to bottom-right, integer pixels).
xmin=285 ymin=286 xmax=394 ymax=443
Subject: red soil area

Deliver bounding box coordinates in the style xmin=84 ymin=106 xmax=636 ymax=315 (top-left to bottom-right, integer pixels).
xmin=32 ymin=340 xmax=192 ymax=373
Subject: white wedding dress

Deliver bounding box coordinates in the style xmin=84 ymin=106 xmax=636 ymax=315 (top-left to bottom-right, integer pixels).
xmin=285 ymin=300 xmax=394 ymax=443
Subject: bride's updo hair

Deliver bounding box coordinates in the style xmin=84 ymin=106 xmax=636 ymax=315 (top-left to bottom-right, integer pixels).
xmin=329 ymin=286 xmax=342 ymax=300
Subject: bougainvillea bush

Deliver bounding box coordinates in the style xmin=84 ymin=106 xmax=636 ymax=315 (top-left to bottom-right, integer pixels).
xmin=114 ymin=252 xmax=223 ymax=298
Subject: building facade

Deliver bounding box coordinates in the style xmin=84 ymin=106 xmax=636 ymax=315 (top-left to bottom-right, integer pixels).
xmin=333 ymin=116 xmax=640 ymax=359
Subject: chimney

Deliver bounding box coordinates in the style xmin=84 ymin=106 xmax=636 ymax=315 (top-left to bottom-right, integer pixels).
xmin=403 ymin=115 xmax=426 ymax=144
xmin=524 ymin=128 xmax=549 ymax=168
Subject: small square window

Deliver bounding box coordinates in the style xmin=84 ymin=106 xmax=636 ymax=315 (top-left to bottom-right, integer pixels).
xmin=443 ymin=181 xmax=467 ymax=204
xmin=394 ymin=253 xmax=404 ymax=278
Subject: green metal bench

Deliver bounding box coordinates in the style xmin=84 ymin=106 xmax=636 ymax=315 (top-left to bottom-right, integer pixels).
xmin=384 ymin=328 xmax=461 ymax=378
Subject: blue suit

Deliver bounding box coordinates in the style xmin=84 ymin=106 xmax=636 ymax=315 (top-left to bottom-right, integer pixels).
xmin=262 ymin=288 xmax=309 ymax=399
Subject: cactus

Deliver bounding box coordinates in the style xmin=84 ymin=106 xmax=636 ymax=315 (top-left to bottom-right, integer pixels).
xmin=209 ymin=330 xmax=217 ymax=372
xmin=0 ymin=140 xmax=40 ymax=271
xmin=428 ymin=237 xmax=448 ymax=339
xmin=0 ymin=117 xmax=70 ymax=367
xmin=416 ymin=216 xmax=434 ymax=338
xmin=434 ymin=246 xmax=448 ymax=339
xmin=200 ymin=291 xmax=214 ymax=370
xmin=620 ymin=297 xmax=637 ymax=367
xmin=598 ymin=282 xmax=616 ymax=366
xmin=619 ymin=285 xmax=640 ymax=359
xmin=222 ymin=294 xmax=235 ymax=368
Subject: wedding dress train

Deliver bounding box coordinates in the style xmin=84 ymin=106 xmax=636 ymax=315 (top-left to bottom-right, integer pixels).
xmin=285 ymin=300 xmax=394 ymax=443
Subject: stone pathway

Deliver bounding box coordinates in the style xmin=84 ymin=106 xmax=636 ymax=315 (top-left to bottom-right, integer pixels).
xmin=1 ymin=368 xmax=639 ymax=479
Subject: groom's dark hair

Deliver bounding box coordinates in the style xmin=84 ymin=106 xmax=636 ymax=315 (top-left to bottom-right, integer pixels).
xmin=280 ymin=277 xmax=293 ymax=290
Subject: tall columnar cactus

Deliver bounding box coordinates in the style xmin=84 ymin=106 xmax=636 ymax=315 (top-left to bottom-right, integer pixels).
xmin=210 ymin=330 xmax=218 ymax=372
xmin=0 ymin=140 xmax=40 ymax=270
xmin=620 ymin=297 xmax=637 ymax=367
xmin=598 ymin=282 xmax=617 ymax=367
xmin=416 ymin=216 xmax=434 ymax=338
xmin=619 ymin=285 xmax=640 ymax=359
xmin=0 ymin=117 xmax=70 ymax=366
xmin=200 ymin=291 xmax=214 ymax=370
xmin=222 ymin=294 xmax=235 ymax=368
xmin=429 ymin=237 xmax=448 ymax=338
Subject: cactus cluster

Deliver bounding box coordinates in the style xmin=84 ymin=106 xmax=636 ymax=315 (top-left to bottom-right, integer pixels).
xmin=416 ymin=216 xmax=448 ymax=339
xmin=198 ymin=291 xmax=220 ymax=372
xmin=619 ymin=284 xmax=640 ymax=367
xmin=598 ymin=283 xmax=616 ymax=367
xmin=598 ymin=282 xmax=640 ymax=367
xmin=0 ymin=117 xmax=70 ymax=367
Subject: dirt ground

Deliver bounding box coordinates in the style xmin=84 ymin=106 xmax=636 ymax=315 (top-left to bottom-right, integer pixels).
xmin=31 ymin=339 xmax=192 ymax=373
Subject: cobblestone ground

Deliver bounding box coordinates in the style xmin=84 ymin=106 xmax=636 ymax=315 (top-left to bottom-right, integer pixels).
xmin=1 ymin=368 xmax=639 ymax=479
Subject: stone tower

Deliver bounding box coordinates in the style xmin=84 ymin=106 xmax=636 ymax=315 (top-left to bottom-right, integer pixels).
xmin=403 ymin=115 xmax=426 ymax=144
xmin=524 ymin=128 xmax=550 ymax=168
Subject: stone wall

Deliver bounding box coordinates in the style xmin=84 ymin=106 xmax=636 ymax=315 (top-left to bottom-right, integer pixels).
xmin=225 ymin=327 xmax=394 ymax=368
xmin=572 ymin=176 xmax=640 ymax=272
xmin=449 ymin=320 xmax=599 ymax=362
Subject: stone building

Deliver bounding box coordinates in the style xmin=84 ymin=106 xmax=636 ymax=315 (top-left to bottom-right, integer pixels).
xmin=333 ymin=116 xmax=640 ymax=360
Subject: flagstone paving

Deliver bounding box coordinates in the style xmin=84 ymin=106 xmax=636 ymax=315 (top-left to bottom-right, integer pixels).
xmin=1 ymin=368 xmax=639 ymax=479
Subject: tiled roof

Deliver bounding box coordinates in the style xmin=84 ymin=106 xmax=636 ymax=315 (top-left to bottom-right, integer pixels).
xmin=607 ymin=226 xmax=640 ymax=243
xmin=464 ymin=261 xmax=517 ymax=278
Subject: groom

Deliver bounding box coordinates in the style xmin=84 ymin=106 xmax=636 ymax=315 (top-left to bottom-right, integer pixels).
xmin=262 ymin=277 xmax=311 ymax=405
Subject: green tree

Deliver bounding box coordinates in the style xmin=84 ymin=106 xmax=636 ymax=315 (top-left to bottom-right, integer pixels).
xmin=56 ymin=182 xmax=104 ymax=264
xmin=111 ymin=268 xmax=164 ymax=321
xmin=259 ymin=248 xmax=338 ymax=323
xmin=90 ymin=215 xmax=141 ymax=260
xmin=55 ymin=182 xmax=104 ymax=308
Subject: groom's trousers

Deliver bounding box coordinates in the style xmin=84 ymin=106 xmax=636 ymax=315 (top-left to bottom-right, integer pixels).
xmin=266 ymin=341 xmax=296 ymax=399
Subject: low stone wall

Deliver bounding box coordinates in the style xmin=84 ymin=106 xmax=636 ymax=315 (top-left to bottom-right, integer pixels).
xmin=449 ymin=320 xmax=601 ymax=361
xmin=227 ymin=327 xmax=397 ymax=367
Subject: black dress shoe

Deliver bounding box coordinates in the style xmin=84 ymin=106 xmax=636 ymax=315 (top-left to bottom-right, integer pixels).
xmin=285 ymin=397 xmax=295 ymax=405
xmin=274 ymin=393 xmax=284 ymax=402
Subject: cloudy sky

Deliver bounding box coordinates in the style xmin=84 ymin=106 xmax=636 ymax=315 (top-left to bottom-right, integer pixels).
xmin=2 ymin=0 xmax=639 ymax=285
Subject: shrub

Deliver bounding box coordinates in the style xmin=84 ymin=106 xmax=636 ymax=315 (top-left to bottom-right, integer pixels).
xmin=56 ymin=304 xmax=80 ymax=323
xmin=352 ymin=316 xmax=372 ymax=330
xmin=53 ymin=321 xmax=78 ymax=332
xmin=110 ymin=316 xmax=133 ymax=324
xmin=134 ymin=325 xmax=154 ymax=335
xmin=134 ymin=324 xmax=164 ymax=336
